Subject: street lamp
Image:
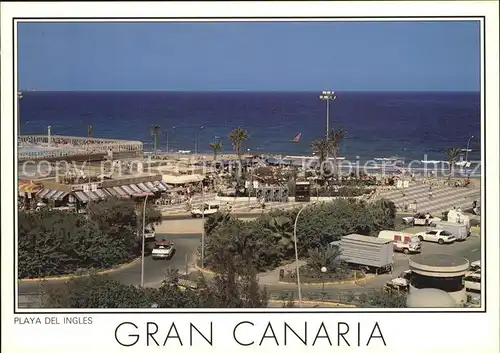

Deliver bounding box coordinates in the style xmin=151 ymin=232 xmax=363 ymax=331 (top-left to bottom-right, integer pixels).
xmin=140 ymin=194 xmax=149 ymax=287
xmin=195 ymin=125 xmax=204 ymax=156
xmin=17 ymin=91 xmax=23 ymax=136
xmin=47 ymin=125 xmax=52 ymax=147
xmin=321 ymin=266 xmax=327 ymax=297
xmin=293 ymin=201 xmax=317 ymax=307
xmin=319 ymin=91 xmax=337 ymax=140
xmin=465 ymin=135 xmax=474 ymax=163
xmin=165 ymin=126 xmax=176 ymax=154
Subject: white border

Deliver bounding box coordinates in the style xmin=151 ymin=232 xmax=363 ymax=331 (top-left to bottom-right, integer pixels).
xmin=1 ymin=1 xmax=499 ymax=352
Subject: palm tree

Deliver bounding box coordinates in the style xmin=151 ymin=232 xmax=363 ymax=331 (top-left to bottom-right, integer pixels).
xmin=306 ymin=245 xmax=341 ymax=271
xmin=149 ymin=125 xmax=161 ymax=151
xmin=327 ymin=127 xmax=347 ymax=176
xmin=444 ymin=147 xmax=461 ymax=179
xmin=204 ymin=210 xmax=233 ymax=236
xmin=311 ymin=138 xmax=329 ymax=174
xmin=208 ymin=141 xmax=223 ymax=161
xmin=228 ymin=127 xmax=248 ymax=162
xmin=263 ymin=214 xmax=295 ymax=257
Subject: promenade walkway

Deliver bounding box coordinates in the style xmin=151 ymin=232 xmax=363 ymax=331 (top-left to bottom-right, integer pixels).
xmin=158 ymin=193 xmax=306 ymax=215
xmin=373 ymin=183 xmax=481 ymax=214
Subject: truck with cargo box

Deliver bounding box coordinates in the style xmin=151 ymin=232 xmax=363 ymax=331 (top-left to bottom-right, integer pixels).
xmin=339 ymin=234 xmax=394 ymax=274
xmin=431 ymin=221 xmax=469 ymax=241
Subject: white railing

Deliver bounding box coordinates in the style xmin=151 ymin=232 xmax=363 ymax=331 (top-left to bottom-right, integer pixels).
xmin=18 ymin=135 xmax=143 ymax=161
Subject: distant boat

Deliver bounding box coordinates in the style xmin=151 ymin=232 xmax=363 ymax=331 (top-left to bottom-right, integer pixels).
xmin=374 ymin=156 xmax=404 ymax=162
xmin=291 ymin=133 xmax=302 ymax=142
xmin=420 ymin=160 xmax=443 ymax=164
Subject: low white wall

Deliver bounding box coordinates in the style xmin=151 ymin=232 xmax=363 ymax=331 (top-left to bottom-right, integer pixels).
xmin=214 ymin=196 xmax=366 ymax=202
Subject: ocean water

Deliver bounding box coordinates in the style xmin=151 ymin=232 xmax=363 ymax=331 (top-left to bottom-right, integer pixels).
xmin=19 ymin=91 xmax=481 ymax=162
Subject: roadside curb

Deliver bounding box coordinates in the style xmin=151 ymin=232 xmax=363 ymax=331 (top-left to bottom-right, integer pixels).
xmin=268 ymin=300 xmax=355 ymax=307
xmin=18 ymin=257 xmax=141 ymax=283
xmin=194 ymin=266 xmax=375 ymax=286
xmin=194 ymin=265 xmax=215 ymax=275
xmin=277 ymin=274 xmax=375 ymax=286
xmin=161 ymin=232 xmax=202 ymax=236
xmin=162 ymin=212 xmax=263 ymax=217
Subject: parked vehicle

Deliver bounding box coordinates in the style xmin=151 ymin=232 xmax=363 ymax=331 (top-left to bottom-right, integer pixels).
xmin=415 ymin=229 xmax=456 ymax=244
xmin=151 ymin=240 xmax=175 ymax=260
xmin=402 ymin=213 xmax=441 ymax=226
xmin=384 ymin=277 xmax=409 ymax=293
xmin=339 ymin=234 xmax=394 ymax=274
xmin=470 ymin=260 xmax=481 ymax=270
xmin=143 ymin=225 xmax=156 ymax=241
xmin=447 ymin=209 xmax=471 ymax=233
xmin=378 ymin=230 xmax=422 ymax=254
xmin=191 ymin=202 xmax=221 ymax=218
xmin=431 ymin=221 xmax=469 ymax=241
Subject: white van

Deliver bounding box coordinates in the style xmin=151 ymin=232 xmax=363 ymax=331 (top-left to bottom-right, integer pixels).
xmin=378 ymin=230 xmax=422 ymax=254
xmin=191 ymin=201 xmax=221 ymax=218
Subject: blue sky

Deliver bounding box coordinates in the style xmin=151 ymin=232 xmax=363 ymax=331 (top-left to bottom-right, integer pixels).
xmin=18 ymin=21 xmax=480 ymax=91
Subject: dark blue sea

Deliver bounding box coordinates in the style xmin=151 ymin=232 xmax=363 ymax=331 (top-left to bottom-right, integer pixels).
xmin=19 ymin=91 xmax=481 ymax=162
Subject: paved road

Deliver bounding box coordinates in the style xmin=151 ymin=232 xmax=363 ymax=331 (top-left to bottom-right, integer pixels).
xmin=18 ymin=226 xmax=481 ymax=307
xmin=18 ymin=233 xmax=202 ymax=305
xmin=266 ymin=235 xmax=481 ymax=299
xmin=163 ymin=213 xmax=263 ymax=221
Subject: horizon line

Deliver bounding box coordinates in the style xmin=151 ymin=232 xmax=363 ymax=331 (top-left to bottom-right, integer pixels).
xmin=18 ymin=89 xmax=480 ymax=93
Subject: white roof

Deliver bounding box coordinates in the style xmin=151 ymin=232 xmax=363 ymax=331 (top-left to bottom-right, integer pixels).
xmin=343 ymin=233 xmax=392 ymax=244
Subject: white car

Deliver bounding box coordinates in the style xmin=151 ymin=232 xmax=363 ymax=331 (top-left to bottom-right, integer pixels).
xmin=151 ymin=240 xmax=175 ymax=260
xmin=470 ymin=260 xmax=481 ymax=270
xmin=144 ymin=227 xmax=155 ymax=240
xmin=402 ymin=213 xmax=441 ymax=226
xmin=415 ymin=229 xmax=456 ymax=244
xmin=464 ymin=271 xmax=481 ymax=292
xmin=191 ymin=202 xmax=221 ymax=218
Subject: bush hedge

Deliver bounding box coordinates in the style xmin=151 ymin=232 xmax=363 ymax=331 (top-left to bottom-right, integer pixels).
xmin=18 ymin=197 xmax=161 ymax=279
xmin=202 ymin=198 xmax=397 ymax=273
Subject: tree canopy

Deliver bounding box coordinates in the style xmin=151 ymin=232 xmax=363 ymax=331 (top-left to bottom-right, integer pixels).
xmin=18 ymin=197 xmax=161 ymax=279
xmin=39 ymin=265 xmax=268 ymax=308
xmin=202 ymin=198 xmax=397 ymax=272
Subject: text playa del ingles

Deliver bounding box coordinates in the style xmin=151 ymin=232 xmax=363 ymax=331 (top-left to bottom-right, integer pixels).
xmin=114 ymin=320 xmax=387 ymax=347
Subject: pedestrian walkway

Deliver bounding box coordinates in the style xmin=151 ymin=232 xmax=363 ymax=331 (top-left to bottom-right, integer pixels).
xmin=159 ymin=195 xmax=307 ymax=215
xmin=374 ymin=183 xmax=480 ymax=214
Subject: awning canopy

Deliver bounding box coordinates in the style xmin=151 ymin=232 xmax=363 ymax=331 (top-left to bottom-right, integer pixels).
xmin=70 ymin=182 xmax=161 ymax=203
xmin=35 ymin=188 xmax=69 ymax=201
xmin=162 ymin=174 xmax=205 ymax=185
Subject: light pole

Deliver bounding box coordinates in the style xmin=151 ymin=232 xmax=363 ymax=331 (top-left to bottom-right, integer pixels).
xmin=47 ymin=125 xmax=52 ymax=147
xmin=293 ymin=201 xmax=316 ymax=307
xmin=465 ymin=135 xmax=474 ymax=163
xmin=140 ymin=194 xmax=149 ymax=287
xmin=321 ymin=266 xmax=327 ymax=298
xmin=17 ymin=91 xmax=23 ymax=136
xmin=195 ymin=125 xmax=204 ymax=156
xmin=200 ymin=181 xmax=206 ymax=268
xmin=319 ymin=91 xmax=337 ymax=141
